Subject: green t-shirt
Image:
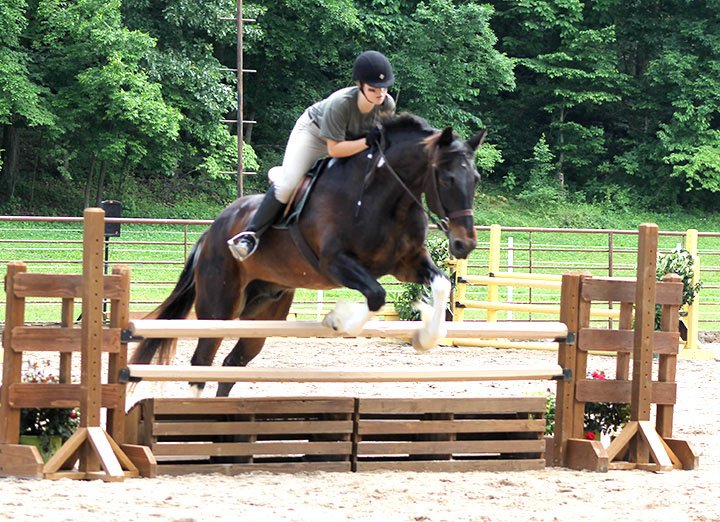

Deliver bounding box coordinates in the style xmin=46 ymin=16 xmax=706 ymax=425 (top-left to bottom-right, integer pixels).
xmin=307 ymin=87 xmax=396 ymax=142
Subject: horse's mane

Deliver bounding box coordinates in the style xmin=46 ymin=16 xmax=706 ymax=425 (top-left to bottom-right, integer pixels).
xmin=379 ymin=112 xmax=434 ymax=134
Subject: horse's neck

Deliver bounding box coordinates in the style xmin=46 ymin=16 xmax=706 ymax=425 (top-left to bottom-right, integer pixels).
xmin=377 ymin=140 xmax=428 ymax=201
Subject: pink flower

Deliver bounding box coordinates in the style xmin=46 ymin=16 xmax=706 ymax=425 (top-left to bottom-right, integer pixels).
xmin=590 ymin=370 xmax=607 ymax=380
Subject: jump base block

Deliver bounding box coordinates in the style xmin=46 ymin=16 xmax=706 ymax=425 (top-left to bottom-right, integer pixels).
xmin=126 ymin=396 xmax=548 ymax=474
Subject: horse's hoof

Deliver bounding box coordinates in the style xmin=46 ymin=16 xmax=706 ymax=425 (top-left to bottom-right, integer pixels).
xmin=411 ymin=330 xmax=434 ymax=353
xmin=322 ymin=313 xmax=340 ymax=331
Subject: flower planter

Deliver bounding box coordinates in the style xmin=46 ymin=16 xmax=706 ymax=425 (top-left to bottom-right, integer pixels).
xmin=19 ymin=435 xmax=62 ymax=463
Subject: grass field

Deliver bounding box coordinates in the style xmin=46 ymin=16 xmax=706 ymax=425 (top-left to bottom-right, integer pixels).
xmin=2 ymin=219 xmax=720 ymax=330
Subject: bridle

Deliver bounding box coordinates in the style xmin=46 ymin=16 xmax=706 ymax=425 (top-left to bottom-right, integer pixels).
xmin=361 ymin=130 xmax=474 ymax=237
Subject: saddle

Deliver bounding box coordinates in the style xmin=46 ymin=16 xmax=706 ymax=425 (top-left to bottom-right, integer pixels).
xmin=274 ymin=157 xmax=335 ymax=230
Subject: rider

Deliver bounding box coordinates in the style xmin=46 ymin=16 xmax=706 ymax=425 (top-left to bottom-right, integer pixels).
xmin=227 ymin=50 xmax=396 ymax=261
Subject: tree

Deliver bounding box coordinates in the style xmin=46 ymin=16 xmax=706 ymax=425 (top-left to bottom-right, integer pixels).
xmin=34 ymin=0 xmax=181 ymax=207
xmin=0 ymin=0 xmax=54 ymax=199
xmin=390 ymin=0 xmax=515 ymax=136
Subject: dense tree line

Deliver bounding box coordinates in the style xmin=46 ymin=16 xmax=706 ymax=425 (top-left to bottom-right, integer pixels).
xmin=1 ymin=0 xmax=719 ymax=215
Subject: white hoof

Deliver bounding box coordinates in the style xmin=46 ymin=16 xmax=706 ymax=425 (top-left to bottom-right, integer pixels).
xmin=322 ymin=301 xmax=372 ymax=336
xmin=190 ymin=384 xmax=203 ymax=398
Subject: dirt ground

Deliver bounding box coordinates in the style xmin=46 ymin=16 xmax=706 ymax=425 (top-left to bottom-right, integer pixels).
xmin=1 ymin=337 xmax=718 ymax=522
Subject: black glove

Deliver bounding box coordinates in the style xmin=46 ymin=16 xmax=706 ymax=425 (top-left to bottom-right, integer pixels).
xmin=365 ymin=125 xmax=382 ymax=148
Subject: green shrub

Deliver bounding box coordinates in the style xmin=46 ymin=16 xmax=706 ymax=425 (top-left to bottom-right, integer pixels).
xmin=395 ymin=237 xmax=452 ymax=321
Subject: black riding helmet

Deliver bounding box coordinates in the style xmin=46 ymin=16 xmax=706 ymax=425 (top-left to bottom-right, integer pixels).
xmin=352 ymin=51 xmax=394 ymax=89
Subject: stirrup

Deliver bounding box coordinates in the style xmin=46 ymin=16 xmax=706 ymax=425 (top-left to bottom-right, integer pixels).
xmin=227 ymin=231 xmax=258 ymax=262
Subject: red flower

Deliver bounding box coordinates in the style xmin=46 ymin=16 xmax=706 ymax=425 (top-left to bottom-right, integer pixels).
xmin=585 ymin=431 xmax=596 ymax=440
xmin=590 ymin=370 xmax=607 ymax=380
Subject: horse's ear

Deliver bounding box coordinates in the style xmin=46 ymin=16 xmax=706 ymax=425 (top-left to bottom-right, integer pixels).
xmin=438 ymin=127 xmax=454 ymax=147
xmin=467 ymin=128 xmax=488 ymax=151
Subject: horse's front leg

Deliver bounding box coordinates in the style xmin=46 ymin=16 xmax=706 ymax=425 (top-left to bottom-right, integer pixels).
xmin=321 ymin=251 xmax=386 ymax=336
xmin=397 ymin=254 xmax=451 ymax=352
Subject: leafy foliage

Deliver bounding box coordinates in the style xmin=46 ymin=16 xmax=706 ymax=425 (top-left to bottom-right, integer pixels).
xmin=657 ymin=247 xmax=703 ymax=307
xmin=20 ymin=361 xmax=80 ymax=448
xmin=395 ymin=236 xmax=452 ymax=321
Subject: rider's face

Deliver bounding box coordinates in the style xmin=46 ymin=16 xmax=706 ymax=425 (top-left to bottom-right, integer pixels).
xmin=363 ymin=84 xmax=388 ymax=105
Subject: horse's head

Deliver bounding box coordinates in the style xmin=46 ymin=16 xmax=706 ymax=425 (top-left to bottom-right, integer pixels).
xmin=424 ymin=126 xmax=485 ymax=259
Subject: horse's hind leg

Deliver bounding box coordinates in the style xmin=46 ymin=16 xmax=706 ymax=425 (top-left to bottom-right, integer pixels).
xmin=215 ymin=288 xmax=295 ymax=397
xmin=189 ymin=258 xmax=244 ymax=394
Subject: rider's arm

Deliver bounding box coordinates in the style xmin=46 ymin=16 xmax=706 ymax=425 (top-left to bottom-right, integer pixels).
xmin=326 ymin=138 xmax=368 ymax=158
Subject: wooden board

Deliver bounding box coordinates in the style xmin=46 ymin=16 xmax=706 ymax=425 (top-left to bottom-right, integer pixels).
xmin=12 ymin=273 xmax=125 ymax=299
xmin=129 ymin=319 xmax=568 ymax=340
xmin=126 ymin=396 xmax=549 ymax=475
xmin=125 ymin=365 xmax=565 ymax=383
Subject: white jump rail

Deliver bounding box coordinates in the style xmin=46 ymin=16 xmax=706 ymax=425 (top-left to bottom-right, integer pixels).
xmin=120 ymin=364 xmax=568 ymax=383
xmin=126 ymin=319 xmax=569 ymax=341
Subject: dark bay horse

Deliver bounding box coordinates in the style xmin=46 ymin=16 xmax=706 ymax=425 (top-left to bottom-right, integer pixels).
xmin=130 ymin=113 xmax=485 ymax=396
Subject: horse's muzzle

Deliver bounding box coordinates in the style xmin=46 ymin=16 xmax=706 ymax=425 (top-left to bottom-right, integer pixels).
xmin=446 ymin=218 xmax=477 ymax=259
xmin=449 ymin=237 xmax=477 ymax=259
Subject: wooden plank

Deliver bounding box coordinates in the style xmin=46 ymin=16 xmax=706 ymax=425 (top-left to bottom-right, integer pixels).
xmin=86 ymin=427 xmax=125 ymax=480
xmin=358 ymin=397 xmax=546 ymax=414
xmin=8 ymin=383 xmax=123 ymax=409
xmin=148 ymin=397 xmax=355 ymax=416
xmin=81 ymin=208 xmax=105 ymax=431
xmin=657 ymin=279 xmax=680 ymax=438
xmin=664 ymin=439 xmax=699 ymax=470
xmin=43 ymin=427 xmax=88 ymax=474
xmin=152 ymin=441 xmax=352 ymax=457
xmin=606 ymin=421 xmax=639 ymax=461
xmin=120 ymin=444 xmax=157 ymax=478
xmin=581 ymin=278 xmax=682 ymax=306
xmin=358 ymin=419 xmax=546 ymax=435
xmin=575 ymin=380 xmax=676 ymax=405
xmin=129 ymin=319 xmax=568 ymax=340
xmin=0 ymin=443 xmax=44 ymax=478
xmin=631 ymin=224 xmax=658 ymax=465
xmin=577 ymin=329 xmax=679 ymax=354
xmin=638 ymin=421 xmax=673 ymax=470
xmin=107 ymin=265 xmax=131 ymax=445
xmin=564 ymin=438 xmax=609 ymax=472
xmin=553 ymin=272 xmax=584 ymax=467
xmin=1 ymin=263 xmax=26 ymax=446
xmin=616 ymin=302 xmax=633 ymax=380
xmin=156 ymin=462 xmax=352 ymax=475
xmin=355 ymin=459 xmax=545 ymax=472
xmin=12 ymin=273 xmax=125 ymax=299
xmin=11 ymin=327 xmax=121 ymax=353
xmin=126 ymin=365 xmax=566 ymax=383
xmin=356 ymin=439 xmax=544 ymax=455
xmin=153 ymin=420 xmax=354 ymax=437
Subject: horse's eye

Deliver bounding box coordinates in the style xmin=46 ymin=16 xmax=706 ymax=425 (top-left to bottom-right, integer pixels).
xmin=439 ymin=175 xmax=454 ymax=188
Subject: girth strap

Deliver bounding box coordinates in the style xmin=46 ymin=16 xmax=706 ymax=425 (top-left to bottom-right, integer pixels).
xmin=288 ymin=222 xmax=323 ymax=274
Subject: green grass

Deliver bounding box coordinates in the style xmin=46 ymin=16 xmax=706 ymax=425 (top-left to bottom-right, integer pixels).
xmin=3 ymin=192 xmax=720 ymax=329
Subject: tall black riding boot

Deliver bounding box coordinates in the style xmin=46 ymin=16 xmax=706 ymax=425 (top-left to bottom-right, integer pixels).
xmin=227 ymin=185 xmax=285 ymax=261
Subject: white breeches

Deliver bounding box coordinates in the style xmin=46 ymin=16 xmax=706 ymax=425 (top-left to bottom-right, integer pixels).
xmin=268 ymin=110 xmax=328 ymax=204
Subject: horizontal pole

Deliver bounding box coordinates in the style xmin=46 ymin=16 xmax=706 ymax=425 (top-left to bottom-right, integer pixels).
xmin=128 ymin=319 xmax=569 ymax=341
xmin=460 ymin=275 xmax=561 ymax=289
xmin=122 ymin=364 xmax=567 ymax=383
xmin=458 ymin=300 xmax=620 ymax=319
xmin=491 ymin=272 xmax=562 ymax=281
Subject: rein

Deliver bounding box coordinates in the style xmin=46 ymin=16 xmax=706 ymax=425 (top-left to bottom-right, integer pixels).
xmin=364 ymin=134 xmax=471 ymax=237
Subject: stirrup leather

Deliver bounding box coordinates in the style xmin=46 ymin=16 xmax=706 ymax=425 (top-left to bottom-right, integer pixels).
xmin=227 ymin=231 xmax=258 ymax=262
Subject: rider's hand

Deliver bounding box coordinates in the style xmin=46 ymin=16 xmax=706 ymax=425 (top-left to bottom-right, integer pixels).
xmin=365 ymin=126 xmax=382 ymax=148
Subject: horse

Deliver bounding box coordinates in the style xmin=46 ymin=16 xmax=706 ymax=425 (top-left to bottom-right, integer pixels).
xmin=129 ymin=113 xmax=485 ymax=396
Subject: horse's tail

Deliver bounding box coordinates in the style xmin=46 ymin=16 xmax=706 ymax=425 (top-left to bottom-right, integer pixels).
xmin=128 ymin=233 xmax=206 ymax=365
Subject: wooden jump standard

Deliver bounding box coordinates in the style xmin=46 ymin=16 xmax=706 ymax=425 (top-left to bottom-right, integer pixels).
xmin=1 ymin=210 xmax=699 ymax=477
